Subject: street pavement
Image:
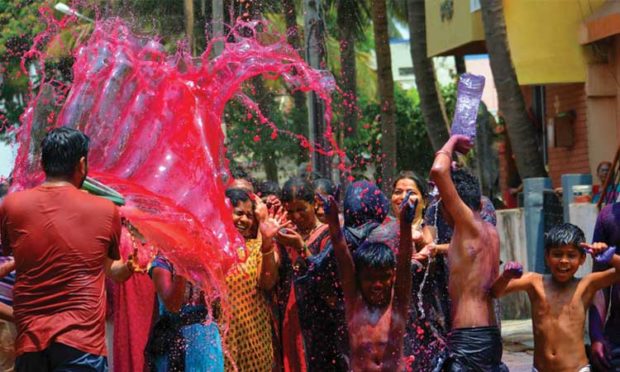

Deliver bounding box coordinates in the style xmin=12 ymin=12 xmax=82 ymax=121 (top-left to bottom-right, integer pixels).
xmin=502 ymin=319 xmax=534 ymax=371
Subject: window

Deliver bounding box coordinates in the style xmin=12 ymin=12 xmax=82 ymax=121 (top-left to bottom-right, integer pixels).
xmin=470 ymin=0 xmax=481 ymax=12
xmin=399 ymin=67 xmax=414 ymax=76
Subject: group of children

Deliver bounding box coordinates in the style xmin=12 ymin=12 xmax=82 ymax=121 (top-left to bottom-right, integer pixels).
xmin=206 ymin=134 xmax=620 ymax=371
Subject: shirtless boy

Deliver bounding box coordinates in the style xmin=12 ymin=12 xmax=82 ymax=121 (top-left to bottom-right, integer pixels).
xmin=492 ymin=223 xmax=620 ymax=372
xmin=430 ymin=134 xmax=506 ymax=371
xmin=322 ymin=190 xmax=419 ymax=371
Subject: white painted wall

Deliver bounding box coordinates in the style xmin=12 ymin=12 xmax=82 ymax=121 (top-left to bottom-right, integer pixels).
xmin=0 ymin=141 xmax=16 ymax=178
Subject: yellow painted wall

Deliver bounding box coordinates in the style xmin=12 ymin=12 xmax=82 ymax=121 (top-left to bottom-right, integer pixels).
xmin=425 ymin=0 xmax=484 ymax=57
xmin=426 ymin=0 xmax=606 ymax=85
xmin=504 ymin=0 xmax=604 ymax=85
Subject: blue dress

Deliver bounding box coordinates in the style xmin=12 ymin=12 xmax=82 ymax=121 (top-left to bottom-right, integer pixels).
xmin=147 ymin=256 xmax=224 ymax=372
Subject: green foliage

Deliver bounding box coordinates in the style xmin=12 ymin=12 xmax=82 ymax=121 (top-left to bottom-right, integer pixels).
xmin=347 ymin=84 xmax=436 ymax=178
xmin=224 ymin=86 xmax=308 ymax=175
xmin=0 ymin=0 xmax=49 ymax=128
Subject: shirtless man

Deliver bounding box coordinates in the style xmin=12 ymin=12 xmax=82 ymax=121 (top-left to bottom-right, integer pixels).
xmin=430 ymin=134 xmax=506 ymax=371
xmin=322 ymin=190 xmax=419 ymax=371
xmin=492 ymin=223 xmax=620 ymax=372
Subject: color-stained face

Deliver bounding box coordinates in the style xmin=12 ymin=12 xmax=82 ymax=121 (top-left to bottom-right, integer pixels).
xmin=232 ymin=199 xmax=254 ymax=239
xmin=391 ymin=178 xmax=423 ymax=220
xmin=545 ymin=245 xmax=585 ymax=283
xmin=285 ymin=199 xmax=315 ymax=231
xmin=358 ymin=266 xmax=395 ymax=307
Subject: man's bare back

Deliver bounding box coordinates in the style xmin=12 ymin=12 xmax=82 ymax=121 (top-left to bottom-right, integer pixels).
xmin=448 ymin=217 xmax=500 ymax=328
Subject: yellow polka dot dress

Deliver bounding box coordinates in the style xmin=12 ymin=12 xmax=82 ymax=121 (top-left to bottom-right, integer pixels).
xmin=223 ymin=238 xmax=274 ymax=371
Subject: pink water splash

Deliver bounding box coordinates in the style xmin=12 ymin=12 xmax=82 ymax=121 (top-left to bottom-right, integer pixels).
xmin=10 ymin=15 xmax=347 ymax=296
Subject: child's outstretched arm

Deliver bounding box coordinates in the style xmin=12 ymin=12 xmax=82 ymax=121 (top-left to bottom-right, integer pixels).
xmin=581 ymin=243 xmax=620 ymax=301
xmin=320 ymin=194 xmax=356 ymax=302
xmin=491 ymin=261 xmax=533 ymax=298
xmin=394 ymin=193 xmax=417 ymax=312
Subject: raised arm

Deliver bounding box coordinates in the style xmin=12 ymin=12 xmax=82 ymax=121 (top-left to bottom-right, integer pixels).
xmin=394 ymin=193 xmax=417 ymax=313
xmin=429 ymin=135 xmax=477 ymax=234
xmin=151 ymin=265 xmax=187 ymax=313
xmin=582 ymin=243 xmax=620 ymax=301
xmin=258 ymin=206 xmax=288 ymax=291
xmin=320 ymin=194 xmax=356 ymax=302
xmin=491 ymin=261 xmax=533 ymax=298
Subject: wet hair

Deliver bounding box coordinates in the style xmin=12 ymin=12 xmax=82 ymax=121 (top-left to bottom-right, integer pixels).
xmin=353 ymin=241 xmax=396 ymax=272
xmin=230 ymin=167 xmax=249 ymax=180
xmin=225 ymin=188 xmax=251 ymax=208
xmin=41 ymin=127 xmax=90 ymax=178
xmin=544 ymin=223 xmax=586 ymax=253
xmin=344 ymin=181 xmax=389 ymax=227
xmin=258 ymin=180 xmax=281 ymax=198
xmin=313 ymin=178 xmax=335 ymax=197
xmin=281 ymin=177 xmax=314 ymax=204
xmin=451 ymin=168 xmax=481 ymax=212
xmin=392 ymin=170 xmax=428 ymax=200
xmin=230 ymin=166 xmax=256 ymax=190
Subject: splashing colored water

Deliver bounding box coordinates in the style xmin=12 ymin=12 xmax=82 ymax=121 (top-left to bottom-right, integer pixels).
xmin=10 ymin=13 xmax=347 ymax=307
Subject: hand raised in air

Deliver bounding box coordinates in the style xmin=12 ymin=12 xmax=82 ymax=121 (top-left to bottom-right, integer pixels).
xmin=316 ymin=193 xmax=339 ymax=226
xmin=260 ymin=205 xmax=291 ymax=242
xmin=399 ymin=191 xmax=418 ymax=225
xmin=581 ymin=242 xmax=616 ymax=264
xmin=502 ymin=261 xmax=523 ymax=279
xmin=451 ymin=134 xmax=474 ymax=155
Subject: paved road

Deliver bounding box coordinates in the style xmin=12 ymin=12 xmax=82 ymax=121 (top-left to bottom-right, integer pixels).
xmin=504 ymin=345 xmax=533 ymax=371
xmin=503 ymin=319 xmax=534 ymax=371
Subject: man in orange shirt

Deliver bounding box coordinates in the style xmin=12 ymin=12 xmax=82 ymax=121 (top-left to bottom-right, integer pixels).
xmin=1 ymin=127 xmax=135 ymax=371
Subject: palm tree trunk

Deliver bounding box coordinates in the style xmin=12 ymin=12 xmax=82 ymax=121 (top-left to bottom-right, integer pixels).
xmin=304 ymin=0 xmax=330 ymax=178
xmin=407 ymin=0 xmax=450 ymax=152
xmin=455 ymin=55 xmax=466 ymax=75
xmin=371 ymin=0 xmax=397 ymax=189
xmin=282 ymin=0 xmax=302 ymax=51
xmin=282 ymin=0 xmax=309 ymax=150
xmin=480 ymin=0 xmax=547 ymax=178
xmin=183 ymin=0 xmax=195 ymax=55
xmin=339 ymin=18 xmax=358 ymax=138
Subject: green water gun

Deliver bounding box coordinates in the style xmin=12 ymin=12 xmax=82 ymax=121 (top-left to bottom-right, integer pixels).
xmin=81 ymin=176 xmax=126 ymax=206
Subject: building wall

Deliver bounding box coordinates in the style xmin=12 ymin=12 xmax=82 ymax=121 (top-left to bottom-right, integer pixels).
xmin=545 ymin=83 xmax=590 ymax=188
xmin=504 ymin=0 xmax=604 ymax=85
xmin=425 ymin=0 xmax=484 ymax=57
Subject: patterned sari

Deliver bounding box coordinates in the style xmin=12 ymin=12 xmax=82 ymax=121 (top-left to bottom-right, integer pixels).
xmin=272 ymin=223 xmax=330 ymax=372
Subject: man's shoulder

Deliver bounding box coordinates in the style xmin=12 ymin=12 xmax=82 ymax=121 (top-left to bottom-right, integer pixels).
xmin=0 ymin=188 xmax=37 ymax=210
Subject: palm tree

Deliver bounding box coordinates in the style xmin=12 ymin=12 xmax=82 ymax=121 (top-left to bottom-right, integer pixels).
xmin=371 ymin=0 xmax=397 ymax=189
xmin=184 ymin=0 xmax=195 ymax=54
xmin=281 ymin=0 xmax=309 ymax=150
xmin=328 ymin=0 xmax=370 ymax=138
xmin=479 ymin=0 xmax=546 ymax=178
xmin=407 ymin=0 xmax=450 ymax=151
